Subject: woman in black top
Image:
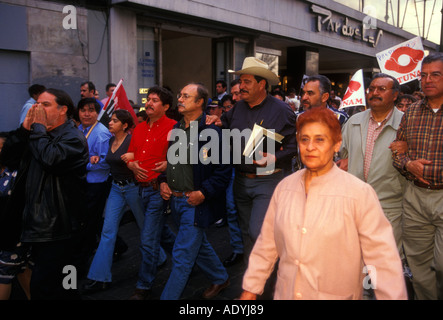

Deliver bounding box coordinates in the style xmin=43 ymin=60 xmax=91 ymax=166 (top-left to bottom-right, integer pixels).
xmin=84 ymin=110 xmax=146 ymax=290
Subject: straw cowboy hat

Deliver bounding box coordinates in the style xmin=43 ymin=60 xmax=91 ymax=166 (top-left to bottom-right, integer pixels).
xmin=228 ymin=57 xmax=280 ymax=86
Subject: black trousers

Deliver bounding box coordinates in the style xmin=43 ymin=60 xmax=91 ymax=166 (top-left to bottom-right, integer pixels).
xmin=28 ymin=239 xmax=80 ymax=300
xmin=74 ymin=180 xmax=111 ymax=274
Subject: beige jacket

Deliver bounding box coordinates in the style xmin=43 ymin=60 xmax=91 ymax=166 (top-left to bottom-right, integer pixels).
xmin=340 ymin=108 xmax=406 ymax=210
xmin=242 ymin=165 xmax=407 ymax=300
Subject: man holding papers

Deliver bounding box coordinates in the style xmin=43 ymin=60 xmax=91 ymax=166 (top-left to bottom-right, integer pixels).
xmin=218 ymin=57 xmax=297 ymax=264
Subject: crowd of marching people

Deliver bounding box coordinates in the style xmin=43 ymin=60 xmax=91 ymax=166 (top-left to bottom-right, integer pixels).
xmin=1 ymin=52 xmax=443 ymax=300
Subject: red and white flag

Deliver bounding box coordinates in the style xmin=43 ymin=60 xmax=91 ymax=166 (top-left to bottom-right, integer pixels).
xmin=376 ymin=36 xmax=425 ymax=85
xmin=98 ymin=79 xmax=138 ymax=126
xmin=340 ymin=69 xmax=366 ymax=109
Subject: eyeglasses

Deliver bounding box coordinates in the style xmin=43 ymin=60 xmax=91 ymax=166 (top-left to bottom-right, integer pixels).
xmin=367 ymin=86 xmax=393 ymax=93
xmin=420 ymin=72 xmax=443 ymax=81
xmin=177 ymin=93 xmax=195 ymax=100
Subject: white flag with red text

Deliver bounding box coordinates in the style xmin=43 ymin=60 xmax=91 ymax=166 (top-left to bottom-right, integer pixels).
xmin=340 ymin=69 xmax=366 ymax=109
xmin=98 ymin=79 xmax=138 ymax=127
xmin=376 ymin=36 xmax=425 ymax=85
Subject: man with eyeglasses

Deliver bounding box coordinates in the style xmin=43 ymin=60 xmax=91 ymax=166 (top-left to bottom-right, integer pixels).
xmin=337 ymin=73 xmax=406 ymax=273
xmin=159 ymin=83 xmax=231 ymax=299
xmin=391 ymin=52 xmax=443 ymax=300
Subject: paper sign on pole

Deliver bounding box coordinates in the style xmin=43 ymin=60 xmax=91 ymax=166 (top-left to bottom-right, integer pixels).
xmin=340 ymin=69 xmax=366 ymax=109
xmin=376 ymin=36 xmax=425 ymax=85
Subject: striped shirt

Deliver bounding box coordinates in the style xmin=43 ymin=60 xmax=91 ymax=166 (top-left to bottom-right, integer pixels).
xmin=363 ymin=110 xmax=392 ymax=181
xmin=393 ymin=99 xmax=443 ymax=184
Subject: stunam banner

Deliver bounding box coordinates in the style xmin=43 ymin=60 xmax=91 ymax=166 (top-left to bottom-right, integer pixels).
xmin=340 ymin=69 xmax=366 ymax=109
xmin=376 ymin=36 xmax=425 ymax=85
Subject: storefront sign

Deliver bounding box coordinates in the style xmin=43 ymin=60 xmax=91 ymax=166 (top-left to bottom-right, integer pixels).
xmin=311 ymin=4 xmax=383 ymax=48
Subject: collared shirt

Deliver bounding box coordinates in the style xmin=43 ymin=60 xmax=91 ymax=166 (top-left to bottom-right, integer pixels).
xmin=127 ymin=114 xmax=177 ymax=182
xmin=78 ymin=121 xmax=111 ymax=183
xmin=393 ymin=99 xmax=443 ymax=185
xmin=363 ymin=109 xmax=393 ymax=181
xmin=340 ymin=108 xmax=405 ymax=210
xmin=166 ymin=116 xmax=201 ymax=191
xmin=221 ymin=95 xmax=297 ymax=173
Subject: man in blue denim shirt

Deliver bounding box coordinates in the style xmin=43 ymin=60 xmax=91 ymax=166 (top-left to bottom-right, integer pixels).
xmin=76 ymin=98 xmax=112 ymax=274
xmin=159 ymin=83 xmax=231 ymax=300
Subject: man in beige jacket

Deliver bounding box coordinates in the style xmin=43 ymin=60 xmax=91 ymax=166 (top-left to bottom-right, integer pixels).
xmin=338 ymin=73 xmax=406 ymax=258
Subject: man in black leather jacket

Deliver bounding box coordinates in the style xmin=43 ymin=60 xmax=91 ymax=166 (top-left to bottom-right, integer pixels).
xmin=5 ymin=88 xmax=89 ymax=299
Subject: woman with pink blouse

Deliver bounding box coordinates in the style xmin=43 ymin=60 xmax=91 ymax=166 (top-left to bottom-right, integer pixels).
xmin=239 ymin=107 xmax=407 ymax=300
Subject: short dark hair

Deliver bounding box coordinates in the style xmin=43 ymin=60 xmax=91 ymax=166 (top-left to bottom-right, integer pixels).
xmin=193 ymin=83 xmax=209 ymax=109
xmin=106 ymin=83 xmax=116 ymax=91
xmin=113 ymin=109 xmax=134 ymax=132
xmin=28 ymin=84 xmax=46 ymax=97
xmin=216 ymin=80 xmax=227 ymax=88
xmin=422 ymin=52 xmax=443 ymax=65
xmin=136 ymin=110 xmax=148 ymax=121
xmin=271 ymin=90 xmax=285 ymax=100
xmin=371 ymin=73 xmax=401 ymax=93
xmin=398 ymin=94 xmax=417 ymax=103
xmin=230 ymin=79 xmax=240 ymax=87
xmin=220 ymin=94 xmax=234 ymax=106
xmin=77 ymin=97 xmax=101 ymax=114
xmin=306 ymin=75 xmax=331 ymax=95
xmin=147 ymin=86 xmax=173 ymax=108
xmin=44 ymin=88 xmax=75 ymax=119
xmin=81 ymin=81 xmax=96 ymax=93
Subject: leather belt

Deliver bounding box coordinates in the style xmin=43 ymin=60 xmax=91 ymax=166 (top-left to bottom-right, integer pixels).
xmin=113 ymin=179 xmax=134 ymax=186
xmin=413 ymin=180 xmax=443 ymax=190
xmin=171 ymin=191 xmax=192 ymax=198
xmin=237 ymin=168 xmax=282 ymax=179
xmin=138 ymin=178 xmax=159 ymax=190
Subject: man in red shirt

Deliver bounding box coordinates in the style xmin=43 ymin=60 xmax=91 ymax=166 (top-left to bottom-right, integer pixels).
xmin=124 ymin=86 xmax=177 ymax=300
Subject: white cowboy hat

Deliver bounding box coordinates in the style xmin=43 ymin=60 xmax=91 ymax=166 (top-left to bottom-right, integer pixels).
xmin=228 ymin=57 xmax=280 ymax=86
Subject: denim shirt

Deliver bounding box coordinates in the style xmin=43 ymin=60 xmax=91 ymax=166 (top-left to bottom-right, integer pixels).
xmin=79 ymin=121 xmax=111 ymax=183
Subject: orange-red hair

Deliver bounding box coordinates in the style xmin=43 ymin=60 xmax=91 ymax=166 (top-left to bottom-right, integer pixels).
xmin=296 ymin=108 xmax=342 ymax=144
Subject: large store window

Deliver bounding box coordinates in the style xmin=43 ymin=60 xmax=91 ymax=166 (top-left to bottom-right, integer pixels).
xmin=256 ymin=47 xmax=282 ymax=87
xmin=215 ymin=39 xmax=232 ymax=83
xmin=137 ymin=26 xmax=158 ymax=105
xmin=214 ymin=38 xmax=251 ymax=91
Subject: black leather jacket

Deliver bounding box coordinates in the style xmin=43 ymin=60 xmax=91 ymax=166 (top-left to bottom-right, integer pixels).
xmin=4 ymin=121 xmax=89 ymax=243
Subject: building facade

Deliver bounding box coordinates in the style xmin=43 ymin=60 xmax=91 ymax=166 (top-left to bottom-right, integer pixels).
xmin=0 ymin=0 xmax=440 ymax=131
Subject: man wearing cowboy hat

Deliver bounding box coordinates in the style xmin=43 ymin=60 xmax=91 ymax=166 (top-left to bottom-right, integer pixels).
xmin=217 ymin=57 xmax=297 ymax=266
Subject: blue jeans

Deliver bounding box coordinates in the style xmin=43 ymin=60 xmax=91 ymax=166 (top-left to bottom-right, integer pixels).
xmin=136 ymin=186 xmax=176 ymax=290
xmin=160 ymin=196 xmax=228 ymax=300
xmin=226 ymin=169 xmax=243 ymax=254
xmin=87 ymin=181 xmax=145 ymax=282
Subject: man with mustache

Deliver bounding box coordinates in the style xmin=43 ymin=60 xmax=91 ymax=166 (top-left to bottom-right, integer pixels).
xmin=337 ymin=74 xmax=406 ymax=271
xmin=218 ymin=57 xmax=297 ymax=268
xmin=298 ymin=75 xmax=349 ymax=125
xmin=125 ymin=86 xmax=177 ymax=300
xmin=159 ymin=83 xmax=231 ymax=299
xmin=391 ymin=52 xmax=443 ymax=300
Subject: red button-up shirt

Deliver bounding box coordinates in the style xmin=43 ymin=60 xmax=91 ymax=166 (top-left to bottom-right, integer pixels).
xmin=127 ymin=115 xmax=177 ymax=182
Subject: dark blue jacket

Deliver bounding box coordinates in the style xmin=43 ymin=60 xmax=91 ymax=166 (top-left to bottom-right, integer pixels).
xmin=159 ymin=112 xmax=231 ymax=228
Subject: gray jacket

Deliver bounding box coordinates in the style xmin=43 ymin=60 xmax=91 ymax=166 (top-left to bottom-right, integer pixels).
xmin=340 ymin=108 xmax=406 ymax=210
